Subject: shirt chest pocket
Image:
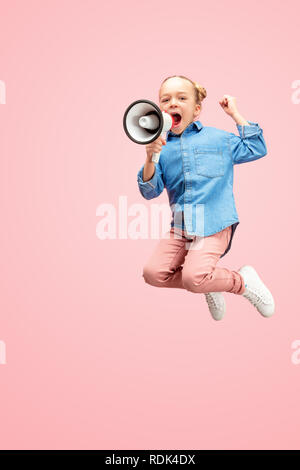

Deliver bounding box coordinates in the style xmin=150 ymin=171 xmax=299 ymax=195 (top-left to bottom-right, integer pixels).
xmin=192 ymin=146 xmax=224 ymax=178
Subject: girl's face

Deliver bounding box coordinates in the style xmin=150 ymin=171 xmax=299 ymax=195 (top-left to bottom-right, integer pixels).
xmin=159 ymin=77 xmax=201 ymax=135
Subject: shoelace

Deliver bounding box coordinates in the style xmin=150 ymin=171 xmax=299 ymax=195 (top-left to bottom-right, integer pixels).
xmin=205 ymin=293 xmax=219 ymax=308
xmin=244 ymin=285 xmax=272 ymax=307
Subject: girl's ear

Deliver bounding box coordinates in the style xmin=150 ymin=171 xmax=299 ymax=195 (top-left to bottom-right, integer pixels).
xmin=194 ymin=105 xmax=201 ymax=117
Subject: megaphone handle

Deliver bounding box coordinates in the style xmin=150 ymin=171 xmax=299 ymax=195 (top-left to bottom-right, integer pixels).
xmin=151 ymin=130 xmax=166 ymax=163
xmin=151 ymin=152 xmax=160 ymax=164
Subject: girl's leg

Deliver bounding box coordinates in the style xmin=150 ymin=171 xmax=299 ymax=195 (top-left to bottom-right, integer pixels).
xmin=142 ymin=228 xmax=193 ymax=289
xmin=181 ymin=226 xmax=245 ymax=295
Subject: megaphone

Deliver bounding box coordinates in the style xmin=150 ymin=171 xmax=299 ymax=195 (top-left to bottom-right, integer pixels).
xmin=123 ymin=99 xmax=175 ymax=163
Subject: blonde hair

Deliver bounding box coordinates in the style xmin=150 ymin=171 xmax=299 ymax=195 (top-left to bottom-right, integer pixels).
xmin=159 ymin=75 xmax=207 ymax=107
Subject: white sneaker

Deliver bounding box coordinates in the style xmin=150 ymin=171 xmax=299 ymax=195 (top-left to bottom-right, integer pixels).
xmin=204 ymin=292 xmax=226 ymax=321
xmin=238 ymin=265 xmax=275 ymax=317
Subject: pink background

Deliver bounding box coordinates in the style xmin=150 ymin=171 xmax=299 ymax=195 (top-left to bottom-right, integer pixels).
xmin=0 ymin=0 xmax=300 ymax=450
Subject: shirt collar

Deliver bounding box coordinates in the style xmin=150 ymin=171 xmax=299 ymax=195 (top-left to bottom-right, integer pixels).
xmin=166 ymin=120 xmax=203 ymax=140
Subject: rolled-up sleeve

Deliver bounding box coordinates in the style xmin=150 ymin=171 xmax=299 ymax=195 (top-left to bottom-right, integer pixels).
xmin=229 ymin=120 xmax=267 ymax=165
xmin=137 ymin=160 xmax=165 ymax=200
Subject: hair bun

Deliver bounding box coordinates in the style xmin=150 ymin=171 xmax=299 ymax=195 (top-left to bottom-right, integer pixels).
xmin=194 ymin=82 xmax=207 ymax=100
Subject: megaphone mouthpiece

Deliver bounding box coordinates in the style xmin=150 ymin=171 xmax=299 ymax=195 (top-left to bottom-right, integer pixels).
xmin=139 ymin=114 xmax=160 ymax=130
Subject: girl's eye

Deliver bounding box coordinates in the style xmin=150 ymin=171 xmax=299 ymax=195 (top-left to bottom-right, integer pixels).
xmin=162 ymin=97 xmax=186 ymax=102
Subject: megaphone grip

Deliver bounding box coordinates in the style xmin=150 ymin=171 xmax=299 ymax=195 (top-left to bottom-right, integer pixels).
xmin=151 ymin=152 xmax=160 ymax=164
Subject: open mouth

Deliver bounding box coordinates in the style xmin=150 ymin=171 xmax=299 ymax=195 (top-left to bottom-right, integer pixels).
xmin=170 ymin=113 xmax=182 ymax=127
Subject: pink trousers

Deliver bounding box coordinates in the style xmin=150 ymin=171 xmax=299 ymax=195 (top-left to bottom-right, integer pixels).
xmin=142 ymin=225 xmax=245 ymax=295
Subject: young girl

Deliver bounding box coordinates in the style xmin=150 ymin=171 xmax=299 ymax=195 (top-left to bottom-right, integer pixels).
xmin=137 ymin=75 xmax=275 ymax=321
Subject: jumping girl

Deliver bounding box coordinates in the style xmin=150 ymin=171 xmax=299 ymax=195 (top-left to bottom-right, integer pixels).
xmin=137 ymin=75 xmax=275 ymax=321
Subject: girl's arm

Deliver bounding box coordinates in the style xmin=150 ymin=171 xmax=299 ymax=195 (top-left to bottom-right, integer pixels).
xmin=219 ymin=94 xmax=268 ymax=164
xmin=137 ymin=160 xmax=165 ymax=200
xmin=231 ymin=111 xmax=250 ymax=127
xmin=228 ymin=121 xmax=267 ymax=164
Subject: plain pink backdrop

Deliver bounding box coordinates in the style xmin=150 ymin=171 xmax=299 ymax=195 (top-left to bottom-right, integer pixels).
xmin=0 ymin=0 xmax=300 ymax=450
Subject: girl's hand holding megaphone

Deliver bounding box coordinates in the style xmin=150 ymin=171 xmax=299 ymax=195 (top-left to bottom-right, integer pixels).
xmin=142 ymin=136 xmax=166 ymax=182
xmin=145 ymin=136 xmax=166 ymax=163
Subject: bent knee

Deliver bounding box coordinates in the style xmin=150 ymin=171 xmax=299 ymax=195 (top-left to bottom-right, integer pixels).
xmin=142 ymin=264 xmax=163 ymax=286
xmin=143 ymin=262 xmax=173 ymax=287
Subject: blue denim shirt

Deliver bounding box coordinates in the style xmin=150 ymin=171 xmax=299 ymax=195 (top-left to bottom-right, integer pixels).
xmin=137 ymin=119 xmax=267 ymax=257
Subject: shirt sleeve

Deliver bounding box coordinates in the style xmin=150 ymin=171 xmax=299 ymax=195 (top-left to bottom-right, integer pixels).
xmin=137 ymin=160 xmax=165 ymax=200
xmin=229 ymin=120 xmax=267 ymax=165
